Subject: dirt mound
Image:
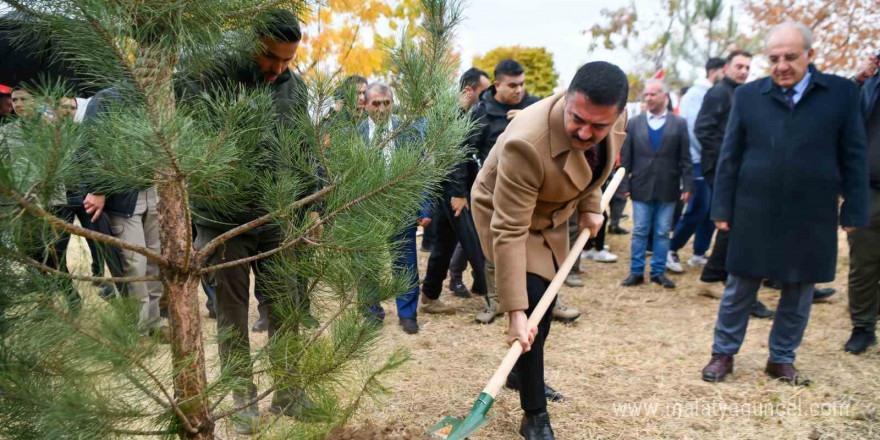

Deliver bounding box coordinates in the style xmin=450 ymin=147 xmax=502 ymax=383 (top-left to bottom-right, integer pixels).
xmin=326 ymin=424 xmax=434 ymax=440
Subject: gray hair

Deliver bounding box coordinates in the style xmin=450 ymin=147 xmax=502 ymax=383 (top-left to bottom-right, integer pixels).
xmin=365 ymin=82 xmax=394 ymax=100
xmin=765 ymin=21 xmax=813 ymax=50
xmin=644 ymin=78 xmax=668 ymax=93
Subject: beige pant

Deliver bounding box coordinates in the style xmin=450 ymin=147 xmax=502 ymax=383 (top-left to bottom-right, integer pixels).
xmin=109 ymin=188 xmax=163 ymax=328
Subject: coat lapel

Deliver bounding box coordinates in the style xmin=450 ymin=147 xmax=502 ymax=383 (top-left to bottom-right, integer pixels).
xmin=548 ymin=96 xmax=591 ymax=190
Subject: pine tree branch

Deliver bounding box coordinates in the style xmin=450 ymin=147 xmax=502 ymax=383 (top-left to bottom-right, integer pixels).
xmin=0 ymin=186 xmax=170 ymax=267
xmin=3 ymin=0 xmax=44 ymax=17
xmin=111 ymin=428 xmax=176 ymax=436
xmin=44 ymin=300 xmax=200 ymax=434
xmin=196 ymin=184 xmax=335 ymax=261
xmin=209 ymin=288 xmax=359 ymax=424
xmin=199 ymin=120 xmax=445 ymax=274
xmin=0 ymin=248 xmax=160 ymax=283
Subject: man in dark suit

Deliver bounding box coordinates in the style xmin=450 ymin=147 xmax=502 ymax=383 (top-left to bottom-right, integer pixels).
xmin=700 ymin=22 xmax=869 ymax=385
xmin=620 ymin=79 xmax=693 ymax=289
xmin=357 ymin=82 xmax=431 ymax=335
xmin=846 ymin=52 xmax=880 ymax=354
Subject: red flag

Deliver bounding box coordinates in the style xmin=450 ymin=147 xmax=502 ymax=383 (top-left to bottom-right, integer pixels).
xmin=652 ymin=68 xmax=665 ymax=80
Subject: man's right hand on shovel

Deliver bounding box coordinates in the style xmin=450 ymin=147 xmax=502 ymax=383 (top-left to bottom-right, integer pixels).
xmin=508 ymin=310 xmax=537 ymax=353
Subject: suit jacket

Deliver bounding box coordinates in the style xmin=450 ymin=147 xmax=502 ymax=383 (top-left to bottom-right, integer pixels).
xmin=619 ymin=112 xmax=693 ymax=203
xmin=712 ymin=65 xmax=869 ymax=283
xmin=471 ymin=92 xmax=627 ymax=313
xmin=357 ymin=116 xmax=432 ymax=220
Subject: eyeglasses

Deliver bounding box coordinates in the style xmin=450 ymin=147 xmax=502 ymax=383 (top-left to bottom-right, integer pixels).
xmin=767 ymin=51 xmax=806 ymax=66
xmin=370 ymin=100 xmax=391 ymax=107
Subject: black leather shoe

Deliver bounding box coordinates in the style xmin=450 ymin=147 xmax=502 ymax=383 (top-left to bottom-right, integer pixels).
xmin=505 ymin=373 xmax=565 ymax=403
xmin=448 ymin=281 xmax=471 ymax=298
xmin=650 ymin=274 xmax=676 ymax=289
xmin=845 ymin=327 xmax=877 ymax=354
xmin=399 ymin=318 xmax=419 ymax=334
xmin=750 ymin=300 xmax=775 ymax=319
xmin=622 ymin=274 xmax=645 ymax=287
xmin=519 ymin=412 xmax=555 ymax=440
xmin=813 ymin=287 xmax=836 ymax=303
xmin=607 ymin=224 xmax=629 ymax=235
xmin=701 ymin=354 xmax=734 ymax=382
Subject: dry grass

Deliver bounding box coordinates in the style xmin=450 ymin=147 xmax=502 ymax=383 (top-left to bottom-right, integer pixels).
xmin=61 ymin=211 xmax=880 ymax=440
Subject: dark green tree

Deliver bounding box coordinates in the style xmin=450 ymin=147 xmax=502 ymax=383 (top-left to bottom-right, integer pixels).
xmin=0 ymin=0 xmax=468 ymax=439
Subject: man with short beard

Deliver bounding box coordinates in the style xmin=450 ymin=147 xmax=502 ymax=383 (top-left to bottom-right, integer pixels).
xmin=471 ymin=62 xmax=628 ymax=439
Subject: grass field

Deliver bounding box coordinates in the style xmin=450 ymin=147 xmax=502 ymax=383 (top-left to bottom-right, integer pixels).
xmin=62 ymin=213 xmax=880 ymax=440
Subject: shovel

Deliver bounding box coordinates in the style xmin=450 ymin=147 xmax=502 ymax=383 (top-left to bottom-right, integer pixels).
xmin=428 ymin=168 xmax=625 ymax=440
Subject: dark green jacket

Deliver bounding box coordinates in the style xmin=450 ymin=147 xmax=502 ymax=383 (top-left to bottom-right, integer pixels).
xmin=180 ymin=56 xmax=311 ymax=233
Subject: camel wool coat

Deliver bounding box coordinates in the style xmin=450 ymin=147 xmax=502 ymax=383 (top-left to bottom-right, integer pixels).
xmin=471 ymin=91 xmax=627 ymax=313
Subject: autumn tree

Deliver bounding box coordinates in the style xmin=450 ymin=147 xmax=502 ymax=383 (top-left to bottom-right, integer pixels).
xmin=472 ymin=46 xmax=559 ymax=98
xmin=585 ymin=0 xmax=756 ymax=91
xmin=295 ymin=0 xmax=423 ymax=78
xmin=0 ymin=0 xmax=468 ymax=439
xmin=743 ymin=0 xmax=880 ymax=74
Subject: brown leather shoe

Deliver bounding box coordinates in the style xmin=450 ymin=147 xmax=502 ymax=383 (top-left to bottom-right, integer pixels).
xmin=701 ymin=354 xmax=733 ymax=382
xmin=765 ymin=361 xmax=810 ymax=386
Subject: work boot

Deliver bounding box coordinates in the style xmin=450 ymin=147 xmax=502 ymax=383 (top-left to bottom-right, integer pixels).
xmin=252 ymin=305 xmax=268 ymax=333
xmin=551 ymin=296 xmax=580 ymax=323
xmin=519 ymin=411 xmax=555 ymax=440
xmin=420 ymin=297 xmax=456 ymax=315
xmin=270 ymin=387 xmax=315 ymax=420
xmin=232 ymin=385 xmax=260 ymax=435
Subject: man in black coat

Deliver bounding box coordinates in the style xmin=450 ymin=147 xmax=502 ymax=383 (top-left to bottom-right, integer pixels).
xmin=420 ymin=68 xmax=490 ymax=315
xmin=700 ymin=22 xmax=869 ymax=386
xmin=845 ymin=52 xmax=880 ymax=354
xmin=620 ymin=79 xmax=693 ymax=289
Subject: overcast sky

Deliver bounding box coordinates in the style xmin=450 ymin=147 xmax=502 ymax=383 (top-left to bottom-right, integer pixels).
xmin=455 ymin=0 xmax=668 ymax=90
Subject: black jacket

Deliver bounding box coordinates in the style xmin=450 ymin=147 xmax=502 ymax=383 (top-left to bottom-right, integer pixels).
xmin=694 ymin=76 xmax=741 ymax=185
xmin=619 ymin=112 xmax=694 ymax=203
xmin=179 ymin=56 xmax=310 ymax=233
xmin=860 ymin=72 xmax=880 ymax=188
xmin=453 ymin=87 xmax=540 ymax=196
xmin=82 ymin=88 xmax=141 ymax=218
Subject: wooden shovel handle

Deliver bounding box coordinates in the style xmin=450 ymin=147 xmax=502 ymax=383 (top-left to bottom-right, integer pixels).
xmin=481 ymin=168 xmax=626 ymax=398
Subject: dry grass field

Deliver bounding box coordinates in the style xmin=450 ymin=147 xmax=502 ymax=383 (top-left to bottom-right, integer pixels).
xmin=62 ymin=212 xmax=880 ymax=440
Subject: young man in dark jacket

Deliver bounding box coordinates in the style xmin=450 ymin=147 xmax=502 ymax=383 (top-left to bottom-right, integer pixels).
xmin=180 ymin=9 xmax=315 ymax=434
xmin=693 ymin=50 xmax=774 ymax=319
xmin=420 ymin=68 xmax=490 ymax=315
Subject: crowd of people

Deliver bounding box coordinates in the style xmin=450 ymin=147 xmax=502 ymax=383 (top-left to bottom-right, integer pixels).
xmin=2 ymin=11 xmax=879 ymax=439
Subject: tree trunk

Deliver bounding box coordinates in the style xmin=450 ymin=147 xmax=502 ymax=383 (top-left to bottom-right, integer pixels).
xmin=157 ymin=180 xmax=214 ymax=440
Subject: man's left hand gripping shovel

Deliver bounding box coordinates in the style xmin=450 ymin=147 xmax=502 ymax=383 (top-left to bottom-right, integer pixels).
xmin=428 ymin=168 xmax=626 ymax=439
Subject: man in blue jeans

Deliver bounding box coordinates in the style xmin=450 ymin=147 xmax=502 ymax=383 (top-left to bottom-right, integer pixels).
xmin=666 ymin=58 xmax=725 ymax=272
xmin=620 ymin=79 xmax=692 ymax=288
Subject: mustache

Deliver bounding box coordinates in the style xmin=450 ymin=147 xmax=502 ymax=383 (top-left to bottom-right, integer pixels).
xmin=572 ymin=134 xmax=596 ymax=144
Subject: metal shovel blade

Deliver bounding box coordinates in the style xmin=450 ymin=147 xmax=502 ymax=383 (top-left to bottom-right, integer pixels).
xmin=428 ymin=393 xmax=494 ymax=440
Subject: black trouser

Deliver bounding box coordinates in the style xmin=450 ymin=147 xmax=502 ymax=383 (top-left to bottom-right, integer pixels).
xmin=847 ymin=188 xmax=880 ymax=331
xmin=196 ymin=225 xmax=306 ymax=384
xmin=516 ymin=272 xmax=555 ymax=415
xmin=701 ymin=227 xmax=729 ymax=283
xmin=609 ymin=184 xmax=627 ymax=227
xmin=422 ymin=198 xmax=487 ymax=298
